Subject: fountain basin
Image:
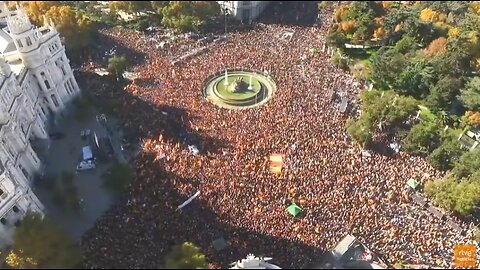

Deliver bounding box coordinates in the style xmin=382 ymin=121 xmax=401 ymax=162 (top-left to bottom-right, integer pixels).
xmin=202 ymin=70 xmax=277 ymax=109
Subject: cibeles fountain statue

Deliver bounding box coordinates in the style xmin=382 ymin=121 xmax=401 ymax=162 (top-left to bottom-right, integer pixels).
xmin=230 ymin=77 xmax=249 ymax=93
xmin=230 ymin=254 xmax=282 ymax=269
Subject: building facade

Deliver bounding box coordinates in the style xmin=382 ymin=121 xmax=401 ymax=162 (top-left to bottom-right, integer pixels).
xmin=0 ymin=2 xmax=80 ymax=247
xmin=218 ymin=1 xmax=271 ymax=23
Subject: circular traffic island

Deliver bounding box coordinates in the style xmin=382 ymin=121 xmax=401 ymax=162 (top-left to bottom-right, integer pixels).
xmin=202 ymin=70 xmax=277 ymax=109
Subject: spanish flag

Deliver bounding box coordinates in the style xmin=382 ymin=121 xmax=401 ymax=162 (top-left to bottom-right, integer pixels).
xmin=270 ymin=154 xmax=283 ymax=174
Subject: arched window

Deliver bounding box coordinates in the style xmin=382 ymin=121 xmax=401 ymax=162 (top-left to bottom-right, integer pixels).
xmin=40 ymin=72 xmax=51 ymax=89
xmin=19 ymin=164 xmax=29 ymax=179
xmin=51 ymin=94 xmax=59 ymax=107
xmin=17 ymin=39 xmax=23 ymax=48
xmin=26 ymin=36 xmax=32 ymax=46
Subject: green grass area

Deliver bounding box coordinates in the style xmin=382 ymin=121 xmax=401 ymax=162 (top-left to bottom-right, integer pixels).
xmin=215 ymin=75 xmax=262 ymax=101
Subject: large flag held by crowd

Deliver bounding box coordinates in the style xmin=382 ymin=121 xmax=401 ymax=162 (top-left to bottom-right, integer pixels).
xmin=269 ymin=154 xmax=284 ymax=174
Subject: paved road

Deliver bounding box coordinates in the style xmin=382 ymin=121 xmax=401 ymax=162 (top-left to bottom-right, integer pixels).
xmin=32 ymin=111 xmax=118 ymax=242
xmin=96 ymin=114 xmax=127 ymax=164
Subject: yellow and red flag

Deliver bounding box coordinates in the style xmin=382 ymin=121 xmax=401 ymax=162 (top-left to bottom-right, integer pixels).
xmin=269 ymin=154 xmax=283 ymax=174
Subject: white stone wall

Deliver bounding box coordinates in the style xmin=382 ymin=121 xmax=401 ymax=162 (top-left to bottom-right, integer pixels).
xmin=218 ymin=1 xmax=271 ymax=22
xmin=0 ymin=3 xmax=79 ymax=246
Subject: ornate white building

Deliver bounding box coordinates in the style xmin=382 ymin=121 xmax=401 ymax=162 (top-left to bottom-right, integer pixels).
xmin=0 ymin=3 xmax=80 ymax=247
xmin=218 ymin=1 xmax=271 ymax=23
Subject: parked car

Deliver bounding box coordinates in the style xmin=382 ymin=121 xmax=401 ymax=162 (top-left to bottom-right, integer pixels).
xmin=80 ymin=129 xmax=91 ymax=140
xmin=76 ymin=160 xmax=95 ymax=171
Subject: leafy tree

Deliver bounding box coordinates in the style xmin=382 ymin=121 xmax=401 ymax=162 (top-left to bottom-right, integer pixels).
xmin=425 ymin=175 xmax=480 ymax=216
xmin=424 ymin=37 xmax=447 ymax=57
xmin=7 ymin=212 xmax=82 ymax=269
xmin=344 ymin=1 xmax=380 ymax=21
xmin=448 ymin=26 xmax=460 ymax=38
xmin=347 ymin=90 xmax=418 ymax=146
xmin=402 ymin=120 xmax=442 ymax=156
xmin=107 ymin=55 xmax=129 ymax=81
xmin=45 ymin=5 xmax=92 ymax=52
xmin=326 ymin=28 xmax=348 ymax=47
xmin=343 ymin=1 xmax=381 ymax=43
xmin=394 ymin=56 xmax=436 ymax=98
xmin=347 ymin=119 xmax=372 ymax=147
xmin=463 ymin=111 xmax=480 ymax=127
xmin=452 ymin=176 xmax=480 ymax=215
xmin=424 ymin=1 xmax=469 ymax=15
xmin=161 ymin=1 xmax=219 ymax=32
xmin=425 ymin=177 xmax=457 ymax=213
xmin=383 ymin=94 xmax=419 ymax=125
xmin=318 ymin=1 xmax=334 ymax=10
xmin=459 ymin=77 xmax=480 ymax=111
xmin=20 ymin=2 xmax=93 ymax=52
xmin=102 ymin=163 xmax=134 ymax=194
xmin=332 ymin=50 xmax=350 ymax=69
xmin=340 ymin=20 xmax=356 ymax=34
xmin=427 ymin=136 xmax=464 ymax=171
xmin=425 ymin=76 xmax=463 ymax=112
xmin=373 ymin=26 xmax=387 ymax=40
xmin=151 ymin=1 xmax=169 ymax=15
xmin=439 ymin=34 xmax=476 ymax=75
xmin=109 ymin=1 xmax=153 ymax=15
xmin=384 ymin=5 xmax=421 ymax=38
xmin=371 ymin=47 xmax=409 ymax=89
xmin=164 ymin=242 xmax=208 ymax=269
xmin=452 ymin=149 xmax=480 ymax=179
xmin=393 ymin=35 xmax=418 ymax=54
xmin=20 ymin=1 xmax=61 ymax=25
xmin=420 ymin=8 xmax=440 ymax=23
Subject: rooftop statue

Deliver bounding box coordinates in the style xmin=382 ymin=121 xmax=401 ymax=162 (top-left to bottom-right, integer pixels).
xmin=230 ymin=254 xmax=282 ymax=269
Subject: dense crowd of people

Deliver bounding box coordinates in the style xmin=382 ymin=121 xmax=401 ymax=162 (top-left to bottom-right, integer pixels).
xmin=79 ymin=6 xmax=478 ymax=270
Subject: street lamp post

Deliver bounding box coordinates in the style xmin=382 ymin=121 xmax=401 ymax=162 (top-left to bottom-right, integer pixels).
xmin=223 ymin=7 xmax=230 ymax=38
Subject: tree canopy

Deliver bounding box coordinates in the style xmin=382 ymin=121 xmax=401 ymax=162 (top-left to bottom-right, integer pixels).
xmin=459 ymin=77 xmax=480 ymax=111
xmin=425 ymin=174 xmax=480 ymax=215
xmin=333 ymin=1 xmax=480 ymax=218
xmin=161 ymin=1 xmax=219 ymax=32
xmin=6 ymin=212 xmax=82 ymax=269
xmin=347 ymin=89 xmax=419 ymax=146
xmin=164 ymin=242 xmax=208 ymax=269
xmin=402 ymin=120 xmax=442 ymax=156
xmin=19 ymin=1 xmax=93 ymax=52
xmin=451 ymin=149 xmax=480 ymax=179
xmin=108 ymin=1 xmax=153 ymax=15
xmin=45 ymin=5 xmax=92 ymax=52
xmin=107 ymin=55 xmax=129 ymax=81
xmin=427 ymin=135 xmax=464 ymax=170
xmin=425 ymin=76 xmax=463 ymax=111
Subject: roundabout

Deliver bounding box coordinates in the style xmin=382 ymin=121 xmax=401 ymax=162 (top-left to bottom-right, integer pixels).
xmin=202 ymin=69 xmax=277 ymax=109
